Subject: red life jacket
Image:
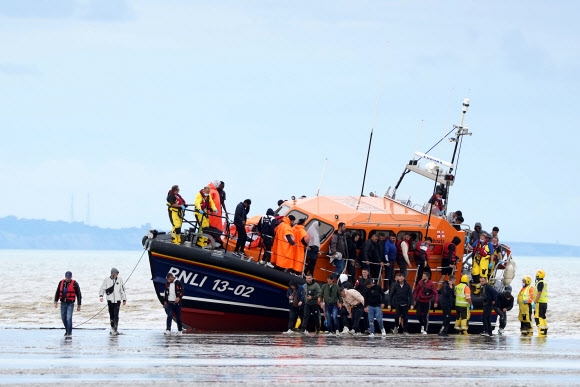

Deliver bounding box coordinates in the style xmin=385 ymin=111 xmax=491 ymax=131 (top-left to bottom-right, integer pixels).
xmin=198 ymin=190 xmax=212 ymax=211
xmin=415 ymin=242 xmax=430 ymax=262
xmin=59 ymin=280 xmax=77 ymax=302
xmin=474 ymin=240 xmax=490 ymax=257
xmin=443 ymin=241 xmax=456 ymax=262
xmin=167 ymin=190 xmax=186 ymax=208
xmin=396 ymin=239 xmax=411 ymax=259
xmin=396 ymin=239 xmax=410 ymax=260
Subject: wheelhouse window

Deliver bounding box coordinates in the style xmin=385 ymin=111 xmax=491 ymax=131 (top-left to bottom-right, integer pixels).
xmin=276 ymin=205 xmax=291 ymax=217
xmin=395 ymin=231 xmax=423 ymax=249
xmin=286 ymin=210 xmax=308 ymax=224
xmin=305 ymin=219 xmax=334 ymax=245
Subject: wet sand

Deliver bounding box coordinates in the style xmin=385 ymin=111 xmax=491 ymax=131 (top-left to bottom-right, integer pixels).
xmin=1 ymin=328 xmax=579 ymax=386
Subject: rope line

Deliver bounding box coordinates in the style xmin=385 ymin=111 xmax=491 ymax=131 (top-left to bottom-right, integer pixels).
xmin=73 ymin=249 xmax=147 ymax=328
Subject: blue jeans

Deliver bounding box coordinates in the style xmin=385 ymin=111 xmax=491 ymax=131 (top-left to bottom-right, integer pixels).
xmin=325 ymin=304 xmax=339 ymax=332
xmin=165 ymin=302 xmax=183 ymax=332
xmin=332 ymin=259 xmax=345 ymax=279
xmin=60 ymin=302 xmax=74 ymax=334
xmin=367 ymin=305 xmax=384 ymax=333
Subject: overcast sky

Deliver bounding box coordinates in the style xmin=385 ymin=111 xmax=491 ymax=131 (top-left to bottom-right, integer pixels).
xmin=1 ymin=1 xmax=578 ymax=245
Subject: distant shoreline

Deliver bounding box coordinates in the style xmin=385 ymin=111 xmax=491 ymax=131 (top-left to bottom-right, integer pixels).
xmin=1 ymin=216 xmax=579 ymax=256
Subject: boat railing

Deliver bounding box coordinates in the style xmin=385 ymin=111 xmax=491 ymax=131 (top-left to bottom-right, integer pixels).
xmin=351 ymin=222 xmax=428 ymax=227
xmin=179 ymin=208 xmax=231 ymax=250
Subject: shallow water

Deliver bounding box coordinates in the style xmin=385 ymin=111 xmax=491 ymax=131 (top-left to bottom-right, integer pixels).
xmin=1 ymin=329 xmax=580 ymax=385
xmin=0 ymin=250 xmax=577 ymax=385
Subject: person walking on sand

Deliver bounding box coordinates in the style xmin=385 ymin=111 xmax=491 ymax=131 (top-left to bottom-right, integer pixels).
xmin=99 ymin=267 xmax=127 ymax=336
xmin=164 ymin=272 xmax=184 ymax=335
xmin=54 ymin=271 xmax=82 ymax=337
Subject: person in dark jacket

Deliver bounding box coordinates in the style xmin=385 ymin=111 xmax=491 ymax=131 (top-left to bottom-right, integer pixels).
xmin=494 ymin=285 xmax=514 ymax=335
xmin=479 ymin=276 xmax=498 ymax=336
xmin=54 ymin=271 xmax=82 ymax=337
xmin=329 ymin=223 xmax=348 ymax=279
xmin=233 ymin=199 xmax=252 ymax=256
xmin=284 ymin=280 xmax=305 ymax=333
xmin=320 ymin=275 xmax=342 ymax=334
xmin=345 ymin=231 xmax=361 ymax=286
xmin=300 ymin=274 xmax=321 ymax=334
xmin=362 ymin=234 xmax=382 ymax=283
xmin=438 ymin=274 xmax=456 ymax=336
xmin=354 ymin=269 xmax=372 ymax=333
xmin=364 ymin=279 xmax=386 ymax=336
xmin=163 ymin=272 xmax=184 ymax=335
xmin=376 ymin=233 xmax=387 ymax=284
xmin=388 ymin=272 xmax=414 ymax=335
xmin=257 ymin=208 xmax=277 ymax=266
xmin=414 ymin=237 xmax=432 ymax=285
xmin=442 ymin=236 xmax=461 ymax=280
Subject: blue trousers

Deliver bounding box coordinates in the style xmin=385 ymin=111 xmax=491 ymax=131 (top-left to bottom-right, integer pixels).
xmin=60 ymin=302 xmax=74 ymax=334
xmin=165 ymin=302 xmax=183 ymax=332
xmin=332 ymin=259 xmax=345 ymax=279
xmin=325 ymin=304 xmax=339 ymax=332
xmin=367 ymin=305 xmax=384 ymax=333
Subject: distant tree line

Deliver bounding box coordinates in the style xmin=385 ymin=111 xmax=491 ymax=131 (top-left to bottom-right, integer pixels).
xmin=0 ymin=216 xmax=149 ymax=250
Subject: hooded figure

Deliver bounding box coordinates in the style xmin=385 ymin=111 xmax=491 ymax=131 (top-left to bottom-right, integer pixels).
xmin=271 ymin=215 xmax=296 ymax=268
xmin=208 ymin=180 xmax=223 ymax=231
xmin=304 ymin=221 xmax=321 ymax=275
xmin=291 ymin=219 xmax=309 ymax=273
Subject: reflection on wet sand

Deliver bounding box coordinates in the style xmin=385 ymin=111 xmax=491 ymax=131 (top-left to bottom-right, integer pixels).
xmin=1 ymin=329 xmax=580 ymax=385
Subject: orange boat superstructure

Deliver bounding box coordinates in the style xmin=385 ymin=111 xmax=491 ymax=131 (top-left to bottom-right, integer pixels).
xmin=225 ymin=194 xmax=464 ymax=287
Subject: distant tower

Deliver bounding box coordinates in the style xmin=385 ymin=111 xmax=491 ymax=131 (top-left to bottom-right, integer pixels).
xmin=86 ymin=193 xmax=91 ymax=225
xmin=70 ymin=193 xmax=74 ymax=223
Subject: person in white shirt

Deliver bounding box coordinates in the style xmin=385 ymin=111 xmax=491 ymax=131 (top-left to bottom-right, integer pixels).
xmin=163 ymin=272 xmax=183 ymax=335
xmin=99 ymin=267 xmax=127 ymax=335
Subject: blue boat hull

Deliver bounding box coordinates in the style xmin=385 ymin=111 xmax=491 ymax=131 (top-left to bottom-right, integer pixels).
xmin=145 ymin=237 xmax=494 ymax=333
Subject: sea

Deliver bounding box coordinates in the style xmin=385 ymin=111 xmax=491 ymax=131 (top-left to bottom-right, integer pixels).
xmin=1 ymin=250 xmax=579 ymax=386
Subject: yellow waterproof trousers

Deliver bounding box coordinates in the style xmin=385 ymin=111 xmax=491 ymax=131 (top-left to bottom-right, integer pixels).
xmin=169 ymin=209 xmax=183 ymax=244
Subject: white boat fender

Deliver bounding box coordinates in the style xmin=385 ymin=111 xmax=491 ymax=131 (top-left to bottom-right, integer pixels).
xmin=503 ymin=258 xmax=516 ymax=286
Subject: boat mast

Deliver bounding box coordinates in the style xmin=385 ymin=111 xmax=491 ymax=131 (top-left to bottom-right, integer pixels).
xmin=356 ymin=129 xmax=373 ymax=210
xmin=356 ymin=47 xmax=388 ymax=211
xmin=443 ymin=98 xmax=471 ymax=214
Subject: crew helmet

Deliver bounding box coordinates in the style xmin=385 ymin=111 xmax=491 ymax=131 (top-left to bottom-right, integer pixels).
xmin=460 ymin=274 xmax=469 ymax=283
xmin=536 ymin=269 xmax=545 ymax=279
xmin=522 ymin=275 xmax=532 ymax=286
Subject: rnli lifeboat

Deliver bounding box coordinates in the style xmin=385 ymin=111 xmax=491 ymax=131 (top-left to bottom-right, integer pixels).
xmin=143 ymin=98 xmax=516 ymax=333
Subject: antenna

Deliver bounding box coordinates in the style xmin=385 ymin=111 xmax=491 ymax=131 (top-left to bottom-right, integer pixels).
xmin=444 ymin=98 xmax=472 ymax=213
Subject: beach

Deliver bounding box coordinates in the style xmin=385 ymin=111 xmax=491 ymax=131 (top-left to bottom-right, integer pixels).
xmin=1 ymin=329 xmax=580 ymax=386
xmin=0 ymin=250 xmax=578 ymax=385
